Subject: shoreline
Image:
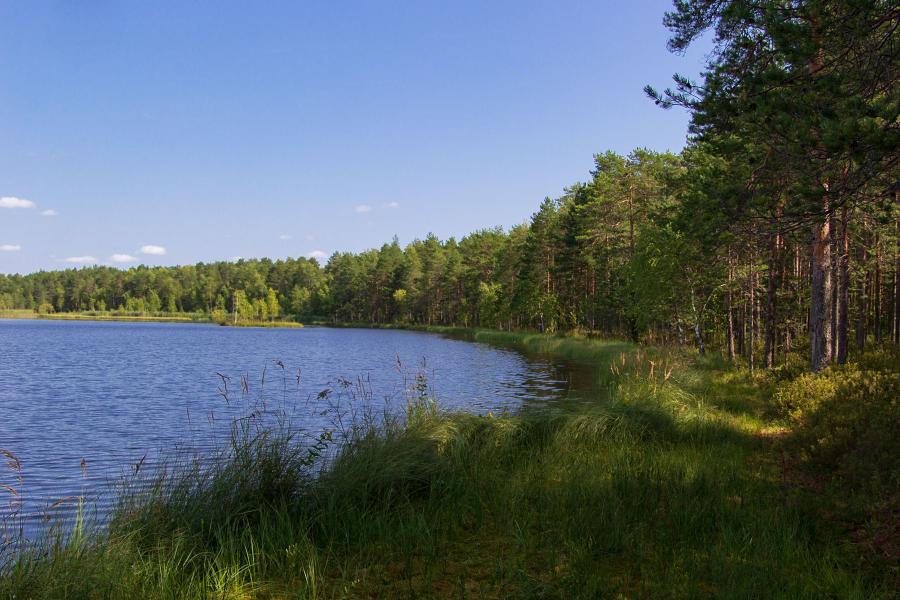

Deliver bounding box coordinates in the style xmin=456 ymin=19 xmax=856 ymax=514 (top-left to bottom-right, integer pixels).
xmin=1 ymin=324 xmax=894 ymax=597
xmin=0 ymin=311 xmax=304 ymax=328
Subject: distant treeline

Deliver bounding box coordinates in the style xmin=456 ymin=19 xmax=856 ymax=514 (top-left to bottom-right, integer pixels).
xmin=2 ymin=1 xmax=898 ymax=371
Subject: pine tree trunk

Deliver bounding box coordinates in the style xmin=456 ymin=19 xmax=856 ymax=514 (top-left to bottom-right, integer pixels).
xmin=764 ymin=231 xmax=779 ymax=369
xmin=830 ymin=215 xmax=837 ymax=360
xmin=748 ymin=250 xmax=755 ymax=372
xmin=726 ymin=251 xmax=736 ymax=361
xmin=836 ymin=206 xmax=850 ymax=364
xmin=893 ymin=216 xmax=899 ymax=344
xmin=856 ymin=241 xmax=868 ymax=354
xmin=829 ymin=211 xmax=839 ymax=361
xmin=810 ymin=215 xmax=833 ymax=372
xmin=874 ymin=234 xmax=882 ymax=343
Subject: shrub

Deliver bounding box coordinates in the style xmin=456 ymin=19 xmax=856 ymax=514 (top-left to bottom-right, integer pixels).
xmin=778 ymin=361 xmax=900 ymax=500
xmin=774 ymin=369 xmax=841 ymax=421
xmin=797 ymin=369 xmax=899 ymax=492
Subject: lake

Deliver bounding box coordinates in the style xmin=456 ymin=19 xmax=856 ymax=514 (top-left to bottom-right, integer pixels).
xmin=0 ymin=319 xmax=586 ymax=537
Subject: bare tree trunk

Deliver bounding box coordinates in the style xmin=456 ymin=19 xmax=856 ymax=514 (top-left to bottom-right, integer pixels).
xmin=690 ymin=285 xmax=705 ymax=355
xmin=829 ymin=210 xmax=839 ymax=361
xmin=764 ymin=230 xmax=779 ymax=369
xmin=836 ymin=206 xmax=850 ymax=364
xmin=736 ymin=274 xmax=745 ymax=357
xmin=726 ymin=250 xmax=736 ymax=361
xmin=673 ymin=302 xmax=686 ymax=346
xmin=748 ymin=250 xmax=755 ymax=372
xmin=781 ymin=239 xmax=793 ymax=361
xmin=894 ymin=216 xmax=899 ymax=344
xmin=628 ymin=183 xmax=635 ymax=257
xmin=797 ymin=245 xmax=805 ymax=339
xmin=856 ymin=242 xmax=868 ymax=354
xmin=810 ymin=214 xmax=833 ymax=372
xmin=874 ymin=233 xmax=882 ymax=343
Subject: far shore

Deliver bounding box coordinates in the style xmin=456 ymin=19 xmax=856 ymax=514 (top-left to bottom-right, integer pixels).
xmin=0 ymin=310 xmax=304 ymax=328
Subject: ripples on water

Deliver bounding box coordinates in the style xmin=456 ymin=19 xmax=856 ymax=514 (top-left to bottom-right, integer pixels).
xmin=0 ymin=320 xmax=579 ymax=539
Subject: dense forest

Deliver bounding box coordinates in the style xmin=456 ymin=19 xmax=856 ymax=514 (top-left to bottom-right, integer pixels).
xmin=2 ymin=1 xmax=897 ymax=373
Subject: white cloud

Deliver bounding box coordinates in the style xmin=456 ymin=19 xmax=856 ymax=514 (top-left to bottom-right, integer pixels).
xmin=386 ymin=201 xmax=399 ymax=208
xmin=354 ymin=204 xmax=372 ymax=213
xmin=0 ymin=244 xmax=21 ymax=252
xmin=279 ymin=234 xmax=292 ymax=240
xmin=0 ymin=196 xmax=35 ymax=209
xmin=110 ymin=254 xmax=137 ymax=263
xmin=140 ymin=245 xmax=167 ymax=256
xmin=307 ymin=250 xmax=327 ymax=260
xmin=63 ymin=256 xmax=97 ymax=264
xmin=41 ymin=209 xmax=59 ymax=217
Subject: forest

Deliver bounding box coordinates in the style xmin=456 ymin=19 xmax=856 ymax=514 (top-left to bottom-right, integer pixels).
xmin=2 ymin=1 xmax=897 ymax=372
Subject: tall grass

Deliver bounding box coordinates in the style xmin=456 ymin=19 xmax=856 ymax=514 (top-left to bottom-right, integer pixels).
xmin=1 ymin=335 xmax=893 ymax=598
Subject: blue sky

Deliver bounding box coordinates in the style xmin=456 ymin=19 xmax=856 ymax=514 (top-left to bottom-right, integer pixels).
xmin=0 ymin=1 xmax=708 ymax=274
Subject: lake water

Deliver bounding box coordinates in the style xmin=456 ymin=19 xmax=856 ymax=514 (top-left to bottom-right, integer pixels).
xmin=0 ymin=319 xmax=585 ymax=537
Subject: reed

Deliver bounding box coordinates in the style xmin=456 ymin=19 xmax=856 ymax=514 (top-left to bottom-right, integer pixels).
xmin=0 ymin=336 xmax=893 ymax=599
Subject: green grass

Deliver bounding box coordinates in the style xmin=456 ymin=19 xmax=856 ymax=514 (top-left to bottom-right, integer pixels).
xmin=1 ymin=335 xmax=893 ymax=599
xmin=220 ymin=320 xmax=305 ymax=329
xmin=0 ymin=310 xmax=305 ymax=327
xmin=34 ymin=311 xmax=209 ymax=323
xmin=0 ymin=309 xmax=41 ymax=319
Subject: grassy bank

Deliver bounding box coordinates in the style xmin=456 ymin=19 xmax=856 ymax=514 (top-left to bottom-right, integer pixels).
xmin=220 ymin=320 xmax=305 ymax=329
xmin=0 ymin=310 xmax=304 ymax=328
xmin=0 ymin=309 xmax=39 ymax=319
xmin=36 ymin=311 xmax=208 ymax=324
xmin=1 ymin=334 xmax=895 ymax=598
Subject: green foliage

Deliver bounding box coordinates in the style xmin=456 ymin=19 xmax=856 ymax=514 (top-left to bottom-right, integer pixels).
xmin=775 ymin=371 xmax=841 ymax=422
xmin=801 ymin=370 xmax=899 ymax=493
xmin=233 ymin=289 xmax=254 ymax=323
xmin=778 ymin=358 xmax=900 ymax=500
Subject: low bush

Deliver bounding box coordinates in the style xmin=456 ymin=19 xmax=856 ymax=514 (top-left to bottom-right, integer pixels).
xmin=786 ymin=368 xmax=899 ymax=497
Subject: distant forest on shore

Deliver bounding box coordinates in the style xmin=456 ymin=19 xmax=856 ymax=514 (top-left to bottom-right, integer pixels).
xmin=2 ymin=2 xmax=897 ymax=373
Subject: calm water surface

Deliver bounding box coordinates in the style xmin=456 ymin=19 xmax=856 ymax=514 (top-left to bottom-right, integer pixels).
xmin=0 ymin=319 xmax=589 ymax=536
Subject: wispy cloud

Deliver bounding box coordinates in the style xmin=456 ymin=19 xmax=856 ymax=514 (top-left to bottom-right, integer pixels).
xmin=279 ymin=234 xmax=292 ymax=240
xmin=307 ymin=250 xmax=327 ymax=260
xmin=354 ymin=204 xmax=372 ymax=213
xmin=0 ymin=244 xmax=21 ymax=252
xmin=0 ymin=196 xmax=35 ymax=209
xmin=110 ymin=254 xmax=137 ymax=263
xmin=385 ymin=201 xmax=400 ymax=209
xmin=41 ymin=209 xmax=59 ymax=217
xmin=63 ymin=256 xmax=97 ymax=264
xmin=140 ymin=245 xmax=167 ymax=256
